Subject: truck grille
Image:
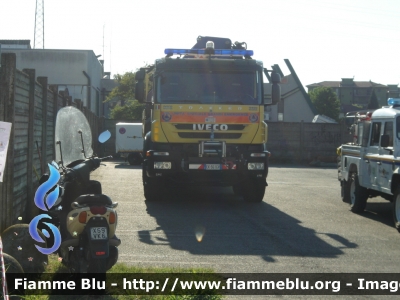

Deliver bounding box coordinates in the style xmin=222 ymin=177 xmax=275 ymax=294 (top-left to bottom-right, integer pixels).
xmin=174 ymin=124 xmax=246 ymax=130
xmin=177 ymin=132 xmax=242 ymax=139
xmin=174 ymin=123 xmax=245 ymax=139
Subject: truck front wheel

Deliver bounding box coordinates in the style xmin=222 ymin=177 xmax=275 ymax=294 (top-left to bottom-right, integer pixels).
xmin=341 ymin=180 xmax=351 ymax=203
xmin=349 ymin=172 xmax=368 ymax=213
xmin=242 ymin=179 xmax=266 ymax=203
xmin=142 ymin=169 xmax=164 ymax=201
xmin=232 ymin=184 xmax=243 ymax=196
xmin=392 ymin=188 xmax=400 ymax=233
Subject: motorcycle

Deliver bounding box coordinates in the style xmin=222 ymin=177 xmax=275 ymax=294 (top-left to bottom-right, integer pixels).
xmin=38 ymin=106 xmax=120 ymax=273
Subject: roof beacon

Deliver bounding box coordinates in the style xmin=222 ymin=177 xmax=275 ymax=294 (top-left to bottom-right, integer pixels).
xmin=164 ymin=48 xmax=254 ymax=57
xmin=388 ymin=98 xmax=400 ymax=107
xmin=206 ymin=41 xmax=215 ymax=49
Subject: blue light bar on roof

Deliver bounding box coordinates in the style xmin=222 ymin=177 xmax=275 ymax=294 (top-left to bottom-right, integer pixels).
xmin=388 ymin=98 xmax=400 ymax=106
xmin=164 ymin=48 xmax=254 ymax=57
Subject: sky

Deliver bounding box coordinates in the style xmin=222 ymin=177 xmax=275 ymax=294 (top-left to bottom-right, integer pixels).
xmin=1 ymin=0 xmax=400 ymax=90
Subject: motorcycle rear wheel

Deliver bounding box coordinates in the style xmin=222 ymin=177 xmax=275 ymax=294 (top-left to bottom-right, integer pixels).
xmin=88 ymin=258 xmax=108 ymax=273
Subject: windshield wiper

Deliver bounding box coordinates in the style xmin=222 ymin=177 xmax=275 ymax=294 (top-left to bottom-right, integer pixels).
xmin=166 ymin=100 xmax=201 ymax=103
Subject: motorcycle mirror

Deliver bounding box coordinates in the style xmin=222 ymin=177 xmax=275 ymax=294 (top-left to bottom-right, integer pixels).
xmin=51 ymin=160 xmax=60 ymax=170
xmin=98 ymin=130 xmax=111 ymax=143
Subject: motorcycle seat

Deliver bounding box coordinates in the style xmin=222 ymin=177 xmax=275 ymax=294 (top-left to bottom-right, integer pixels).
xmin=74 ymin=194 xmax=114 ymax=206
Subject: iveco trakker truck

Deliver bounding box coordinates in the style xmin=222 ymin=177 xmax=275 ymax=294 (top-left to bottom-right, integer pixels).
xmin=135 ymin=36 xmax=281 ymax=202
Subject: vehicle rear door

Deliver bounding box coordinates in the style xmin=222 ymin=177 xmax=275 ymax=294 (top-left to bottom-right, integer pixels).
xmin=378 ymin=120 xmax=394 ymax=193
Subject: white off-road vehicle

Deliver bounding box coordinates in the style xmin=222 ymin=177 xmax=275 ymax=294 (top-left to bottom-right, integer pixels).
xmin=338 ymin=98 xmax=400 ymax=233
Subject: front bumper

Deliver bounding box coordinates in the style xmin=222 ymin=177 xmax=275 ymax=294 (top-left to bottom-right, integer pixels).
xmin=143 ymin=153 xmax=268 ymax=186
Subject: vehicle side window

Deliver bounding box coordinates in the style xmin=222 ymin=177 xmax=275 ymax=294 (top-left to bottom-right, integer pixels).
xmin=361 ymin=122 xmax=371 ymax=147
xmin=384 ymin=121 xmax=394 ymax=147
xmin=397 ymin=116 xmax=400 ymax=139
xmin=370 ymin=122 xmax=382 ymax=146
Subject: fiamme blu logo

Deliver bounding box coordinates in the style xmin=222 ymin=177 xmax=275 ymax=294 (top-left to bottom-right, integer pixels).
xmin=29 ymin=164 xmax=62 ymax=255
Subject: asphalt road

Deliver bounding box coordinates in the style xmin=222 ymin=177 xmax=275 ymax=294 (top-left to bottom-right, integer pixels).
xmin=91 ymin=161 xmax=400 ymax=274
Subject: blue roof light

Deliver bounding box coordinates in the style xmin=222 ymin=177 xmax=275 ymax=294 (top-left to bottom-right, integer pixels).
xmin=388 ymin=98 xmax=400 ymax=106
xmin=164 ymin=48 xmax=254 ymax=57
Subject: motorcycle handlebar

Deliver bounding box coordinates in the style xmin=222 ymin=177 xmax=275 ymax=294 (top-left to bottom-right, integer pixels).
xmin=64 ymin=155 xmax=113 ymax=182
xmin=100 ymin=155 xmax=113 ymax=161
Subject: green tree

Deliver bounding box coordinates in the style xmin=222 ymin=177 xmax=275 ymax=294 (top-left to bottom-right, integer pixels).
xmin=106 ymin=72 xmax=136 ymax=102
xmin=367 ymin=90 xmax=379 ymax=109
xmin=110 ymin=99 xmax=144 ymax=120
xmin=309 ymin=87 xmax=340 ymax=121
xmin=105 ymin=71 xmax=145 ymax=120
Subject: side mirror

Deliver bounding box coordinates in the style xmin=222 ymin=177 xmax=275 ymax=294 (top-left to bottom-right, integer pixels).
xmin=98 ymin=130 xmax=111 ymax=143
xmin=135 ymin=81 xmax=145 ymax=103
xmin=380 ymin=134 xmax=390 ymax=148
xmin=271 ymin=83 xmax=281 ymax=106
xmin=135 ymin=69 xmax=146 ymax=103
xmin=271 ymin=71 xmax=281 ymax=105
xmin=135 ymin=69 xmax=145 ymax=81
xmin=264 ymin=71 xmax=281 ymax=106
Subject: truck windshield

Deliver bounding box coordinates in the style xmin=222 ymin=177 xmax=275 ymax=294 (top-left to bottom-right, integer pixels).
xmin=156 ymin=70 xmax=262 ymax=105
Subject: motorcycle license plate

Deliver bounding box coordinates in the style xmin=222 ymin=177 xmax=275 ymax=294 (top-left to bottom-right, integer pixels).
xmin=90 ymin=227 xmax=107 ymax=240
xmin=205 ymin=164 xmax=221 ymax=170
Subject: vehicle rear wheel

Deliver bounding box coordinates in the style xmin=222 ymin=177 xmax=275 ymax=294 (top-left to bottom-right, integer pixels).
xmin=392 ymin=188 xmax=400 ymax=233
xmin=87 ymin=257 xmax=107 ymax=273
xmin=242 ymin=179 xmax=266 ymax=203
xmin=349 ymin=172 xmax=368 ymax=213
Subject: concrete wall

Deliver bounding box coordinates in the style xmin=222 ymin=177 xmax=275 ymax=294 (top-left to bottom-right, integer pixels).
xmin=267 ymin=121 xmax=352 ymax=163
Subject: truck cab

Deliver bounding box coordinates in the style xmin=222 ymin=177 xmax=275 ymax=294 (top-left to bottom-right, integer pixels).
xmin=135 ymin=36 xmax=281 ymax=202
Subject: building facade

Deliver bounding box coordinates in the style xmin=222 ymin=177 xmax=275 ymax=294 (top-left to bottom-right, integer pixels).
xmin=264 ymin=59 xmax=317 ymax=122
xmin=0 ymin=40 xmax=115 ymax=117
xmin=307 ymin=78 xmax=390 ymax=116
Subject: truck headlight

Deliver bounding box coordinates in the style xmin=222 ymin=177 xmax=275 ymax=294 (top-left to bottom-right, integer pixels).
xmin=248 ymin=163 xmax=264 ymax=170
xmin=154 ymin=162 xmax=172 ymax=169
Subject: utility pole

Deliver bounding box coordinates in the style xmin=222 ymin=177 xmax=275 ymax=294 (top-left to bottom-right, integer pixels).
xmin=34 ymin=0 xmax=44 ymax=49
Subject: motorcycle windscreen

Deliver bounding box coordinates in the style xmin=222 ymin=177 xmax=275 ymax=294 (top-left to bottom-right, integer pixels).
xmin=55 ymin=106 xmax=93 ymax=166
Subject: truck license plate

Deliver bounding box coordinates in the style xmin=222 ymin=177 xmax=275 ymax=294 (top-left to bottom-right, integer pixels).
xmin=90 ymin=227 xmax=107 ymax=240
xmin=205 ymin=164 xmax=221 ymax=170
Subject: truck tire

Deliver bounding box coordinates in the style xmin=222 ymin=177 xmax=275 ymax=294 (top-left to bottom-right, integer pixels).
xmin=232 ymin=184 xmax=243 ymax=196
xmin=242 ymin=179 xmax=266 ymax=203
xmin=341 ymin=180 xmax=351 ymax=203
xmin=142 ymin=169 xmax=163 ymax=201
xmin=392 ymin=188 xmax=400 ymax=233
xmin=128 ymin=153 xmax=142 ymax=165
xmin=349 ymin=172 xmax=368 ymax=213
